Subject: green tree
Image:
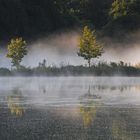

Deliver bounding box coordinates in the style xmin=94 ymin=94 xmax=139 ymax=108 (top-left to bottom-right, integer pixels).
xmin=77 ymin=26 xmax=103 ymax=67
xmin=109 ymin=0 xmax=129 ymax=19
xmin=6 ymin=37 xmax=27 ymax=69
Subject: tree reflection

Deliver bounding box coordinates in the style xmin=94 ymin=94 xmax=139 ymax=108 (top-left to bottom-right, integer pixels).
xmin=7 ymin=88 xmax=25 ymax=116
xmin=80 ymin=87 xmax=101 ymax=128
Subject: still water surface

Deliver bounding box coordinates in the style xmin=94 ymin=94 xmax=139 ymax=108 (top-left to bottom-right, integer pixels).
xmin=0 ymin=77 xmax=140 ymax=140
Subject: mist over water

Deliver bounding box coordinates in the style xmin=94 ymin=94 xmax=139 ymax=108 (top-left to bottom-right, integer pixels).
xmin=1 ymin=30 xmax=140 ymax=68
xmin=1 ymin=77 xmax=140 ymax=107
xmin=1 ymin=2 xmax=140 ymax=139
xmin=0 ymin=77 xmax=140 ymax=140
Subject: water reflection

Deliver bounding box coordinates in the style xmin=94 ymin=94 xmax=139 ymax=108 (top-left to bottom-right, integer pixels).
xmin=7 ymin=88 xmax=25 ymax=116
xmin=92 ymin=85 xmax=131 ymax=92
xmin=80 ymin=87 xmax=101 ymax=127
xmin=0 ymin=77 xmax=139 ymax=139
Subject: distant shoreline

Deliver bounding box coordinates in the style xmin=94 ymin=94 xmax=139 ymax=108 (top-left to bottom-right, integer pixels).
xmin=0 ymin=61 xmax=140 ymax=77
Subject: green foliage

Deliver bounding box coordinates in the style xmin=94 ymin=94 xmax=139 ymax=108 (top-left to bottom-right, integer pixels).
xmin=0 ymin=68 xmax=11 ymax=76
xmin=130 ymin=0 xmax=140 ymax=14
xmin=77 ymin=26 xmax=103 ymax=67
xmin=0 ymin=0 xmax=139 ymax=40
xmin=105 ymin=0 xmax=140 ymax=37
xmin=109 ymin=0 xmax=129 ymax=19
xmin=0 ymin=61 xmax=139 ymax=76
xmin=6 ymin=37 xmax=27 ymax=68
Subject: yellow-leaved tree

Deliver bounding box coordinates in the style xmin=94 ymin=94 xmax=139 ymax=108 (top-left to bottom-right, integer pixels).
xmin=77 ymin=26 xmax=103 ymax=68
xmin=6 ymin=37 xmax=27 ymax=69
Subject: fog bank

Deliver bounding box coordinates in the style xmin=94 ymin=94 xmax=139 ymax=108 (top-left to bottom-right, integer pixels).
xmin=0 ymin=30 xmax=140 ymax=68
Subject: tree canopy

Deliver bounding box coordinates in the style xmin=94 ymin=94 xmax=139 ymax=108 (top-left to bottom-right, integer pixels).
xmin=109 ymin=0 xmax=129 ymax=19
xmin=6 ymin=37 xmax=27 ymax=68
xmin=0 ymin=0 xmax=139 ymax=41
xmin=77 ymin=26 xmax=103 ymax=67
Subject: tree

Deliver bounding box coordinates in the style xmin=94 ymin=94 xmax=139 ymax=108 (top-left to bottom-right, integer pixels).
xmin=109 ymin=0 xmax=128 ymax=19
xmin=105 ymin=0 xmax=140 ymax=36
xmin=6 ymin=37 xmax=27 ymax=69
xmin=77 ymin=26 xmax=103 ymax=67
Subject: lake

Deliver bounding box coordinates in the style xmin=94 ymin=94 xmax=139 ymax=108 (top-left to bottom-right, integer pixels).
xmin=0 ymin=77 xmax=140 ymax=140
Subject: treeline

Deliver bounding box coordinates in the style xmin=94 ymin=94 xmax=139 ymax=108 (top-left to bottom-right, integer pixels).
xmin=0 ymin=0 xmax=140 ymax=41
xmin=1 ymin=61 xmax=140 ymax=76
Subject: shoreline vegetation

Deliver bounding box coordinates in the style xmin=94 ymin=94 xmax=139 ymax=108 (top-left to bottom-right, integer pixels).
xmin=1 ymin=61 xmax=140 ymax=77
xmin=1 ymin=27 xmax=140 ymax=77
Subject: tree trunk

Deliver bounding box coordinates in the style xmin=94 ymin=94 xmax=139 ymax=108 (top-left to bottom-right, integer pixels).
xmin=88 ymin=59 xmax=91 ymax=68
xmin=16 ymin=63 xmax=20 ymax=70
